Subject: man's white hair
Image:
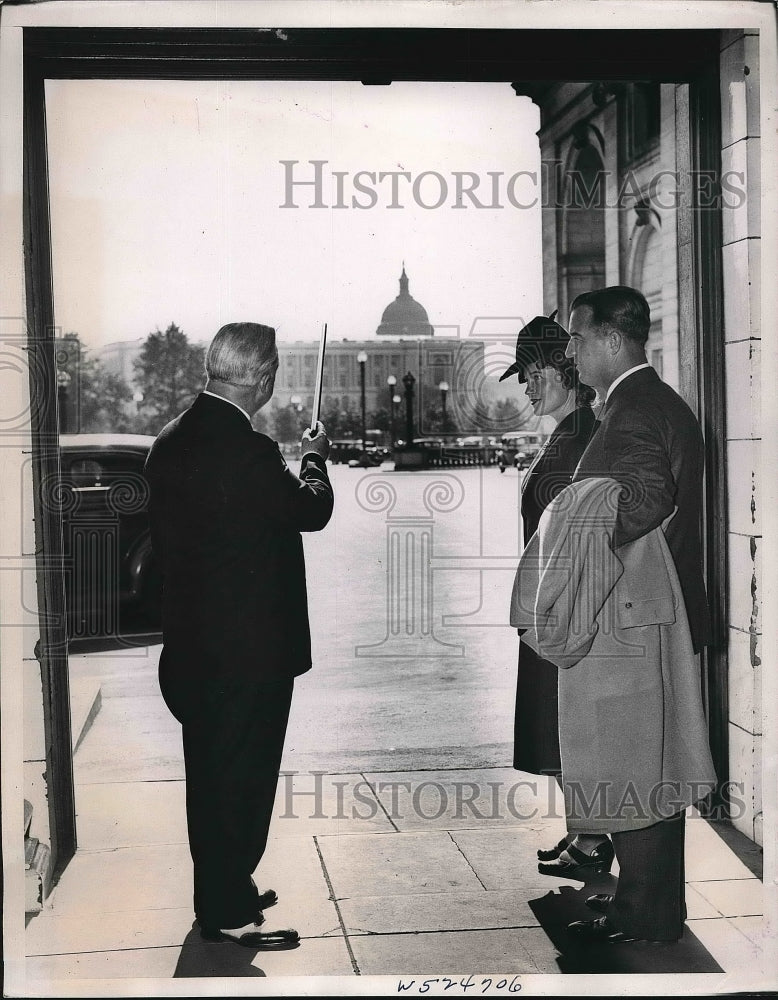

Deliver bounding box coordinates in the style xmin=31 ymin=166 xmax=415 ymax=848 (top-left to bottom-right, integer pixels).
xmin=205 ymin=323 xmax=277 ymax=386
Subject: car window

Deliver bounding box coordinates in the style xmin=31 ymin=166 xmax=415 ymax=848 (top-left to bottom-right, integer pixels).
xmin=66 ymin=458 xmax=103 ymax=486
xmin=62 ymin=450 xmax=150 ymax=511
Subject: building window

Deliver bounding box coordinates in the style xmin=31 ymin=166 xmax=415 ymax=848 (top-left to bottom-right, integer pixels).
xmin=561 ymin=143 xmax=606 ymax=312
xmin=651 ymin=348 xmax=663 ymax=378
xmin=620 ymin=82 xmax=661 ymax=164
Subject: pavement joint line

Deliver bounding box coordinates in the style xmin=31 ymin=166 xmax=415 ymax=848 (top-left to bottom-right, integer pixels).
xmin=280 ymin=762 xmax=524 ymax=778
xmin=26 ymin=931 xmax=351 ymax=959
xmin=313 ymin=834 xmax=361 ymax=976
xmin=447 ymin=830 xmax=488 ymax=891
xmin=688 ymin=876 xmax=762 ymax=883
xmin=359 ymin=772 xmax=400 ymax=833
xmin=327 ymin=925 xmax=550 ymax=939
xmin=322 ymin=923 xmax=546 ymax=937
xmin=294 ymin=762 xmax=519 ymax=777
xmin=75 ymin=777 xmax=186 ymax=785
xmin=57 ymin=841 xmax=190 ymax=854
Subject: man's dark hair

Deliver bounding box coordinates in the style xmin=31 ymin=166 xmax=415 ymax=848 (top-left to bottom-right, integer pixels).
xmin=570 ymin=286 xmax=651 ymax=347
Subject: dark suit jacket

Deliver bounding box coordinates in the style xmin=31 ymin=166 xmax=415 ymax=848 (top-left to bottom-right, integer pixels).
xmin=572 ymin=366 xmax=711 ymax=652
xmin=145 ymin=393 xmax=334 ymax=683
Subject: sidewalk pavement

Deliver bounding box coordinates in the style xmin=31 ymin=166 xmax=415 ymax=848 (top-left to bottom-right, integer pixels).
xmin=23 ymin=648 xmax=772 ymax=993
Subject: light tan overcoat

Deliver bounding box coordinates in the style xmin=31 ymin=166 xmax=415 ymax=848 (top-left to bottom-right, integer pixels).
xmin=511 ymin=477 xmax=716 ymax=833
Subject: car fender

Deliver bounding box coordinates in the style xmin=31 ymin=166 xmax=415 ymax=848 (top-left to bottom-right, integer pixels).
xmin=126 ymin=532 xmax=155 ymax=599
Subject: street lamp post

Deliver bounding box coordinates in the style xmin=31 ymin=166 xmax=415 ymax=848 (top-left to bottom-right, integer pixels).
xmin=131 ymin=390 xmax=144 ymax=433
xmin=290 ymin=394 xmax=303 ymax=446
xmin=56 ymin=370 xmax=71 ymax=434
xmin=357 ymin=351 xmax=368 ymax=458
xmin=402 ymin=371 xmax=416 ymax=447
xmin=391 ymin=394 xmax=401 ymax=449
xmin=387 ymin=374 xmax=397 ymax=448
xmin=439 ymin=380 xmax=450 ymax=434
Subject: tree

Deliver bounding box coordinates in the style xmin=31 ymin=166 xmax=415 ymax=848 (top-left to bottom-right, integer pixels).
xmin=368 ymin=407 xmax=391 ymax=433
xmin=272 ymin=404 xmax=301 ymax=443
xmin=420 ymin=400 xmax=459 ymax=436
xmin=319 ymin=401 xmax=361 ymax=440
xmin=55 ymin=333 xmax=133 ymax=433
xmin=133 ymin=323 xmax=205 ymax=434
xmin=488 ymin=397 xmax=534 ymax=434
xmin=80 ymin=360 xmax=134 ymax=432
xmin=251 ymin=409 xmax=269 ymax=435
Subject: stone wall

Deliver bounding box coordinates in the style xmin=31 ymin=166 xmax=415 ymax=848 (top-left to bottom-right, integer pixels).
xmin=719 ymin=27 xmax=763 ymax=846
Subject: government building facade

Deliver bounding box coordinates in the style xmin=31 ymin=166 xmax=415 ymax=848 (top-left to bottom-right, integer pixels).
xmin=273 ymin=267 xmax=487 ymax=434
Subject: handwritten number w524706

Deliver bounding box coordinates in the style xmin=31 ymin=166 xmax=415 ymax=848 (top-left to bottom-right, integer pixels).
xmin=397 ymin=976 xmax=522 ymax=993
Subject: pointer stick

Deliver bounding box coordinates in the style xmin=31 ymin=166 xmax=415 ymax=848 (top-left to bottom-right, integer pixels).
xmin=310 ymin=322 xmax=328 ymax=431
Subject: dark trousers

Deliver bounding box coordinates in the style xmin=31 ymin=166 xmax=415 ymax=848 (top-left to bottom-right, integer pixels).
xmin=160 ymin=653 xmax=294 ymax=928
xmin=607 ymin=810 xmax=686 ymax=941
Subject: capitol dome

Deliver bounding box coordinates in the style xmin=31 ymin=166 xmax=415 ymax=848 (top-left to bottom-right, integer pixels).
xmin=376 ymin=266 xmax=434 ymax=337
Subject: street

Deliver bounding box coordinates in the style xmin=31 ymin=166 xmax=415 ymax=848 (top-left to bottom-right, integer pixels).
xmin=71 ymin=461 xmax=529 ymax=783
xmin=292 ymin=462 xmax=525 ymax=773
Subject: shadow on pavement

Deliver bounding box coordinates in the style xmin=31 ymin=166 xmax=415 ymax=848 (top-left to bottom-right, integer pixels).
xmin=173 ymin=923 xmax=286 ymax=977
xmin=528 ymin=879 xmax=724 ymax=974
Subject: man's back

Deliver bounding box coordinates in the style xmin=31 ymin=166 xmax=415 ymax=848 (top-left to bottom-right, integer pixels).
xmin=573 ymin=366 xmax=711 ymax=651
xmin=145 ymin=392 xmax=333 ymax=680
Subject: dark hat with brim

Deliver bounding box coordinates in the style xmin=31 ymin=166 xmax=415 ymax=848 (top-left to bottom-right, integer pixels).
xmin=499 ymin=310 xmax=571 ymax=383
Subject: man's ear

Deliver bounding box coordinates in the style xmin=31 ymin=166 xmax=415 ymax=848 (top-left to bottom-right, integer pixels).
xmin=607 ymin=328 xmax=623 ymax=355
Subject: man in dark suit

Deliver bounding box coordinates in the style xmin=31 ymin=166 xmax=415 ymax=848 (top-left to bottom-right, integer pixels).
xmin=145 ymin=322 xmax=333 ymax=947
xmin=562 ymin=286 xmax=712 ymax=944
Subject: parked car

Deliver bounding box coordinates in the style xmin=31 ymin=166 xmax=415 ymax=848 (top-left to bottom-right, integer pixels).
xmin=346 ymin=444 xmax=385 ymax=467
xmin=332 ymin=439 xmax=386 ymax=466
xmin=58 ymin=434 xmax=161 ymax=647
xmin=499 ymin=431 xmax=546 ymax=470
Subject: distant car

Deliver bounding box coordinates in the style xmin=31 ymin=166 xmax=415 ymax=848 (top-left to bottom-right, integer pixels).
xmin=330 ymin=439 xmax=366 ymax=464
xmin=58 ymin=434 xmax=161 ymax=647
xmin=500 ymin=431 xmax=546 ymax=470
xmin=346 ymin=446 xmax=384 ymax=468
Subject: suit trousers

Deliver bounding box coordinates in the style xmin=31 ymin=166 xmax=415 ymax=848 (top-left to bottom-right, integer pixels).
xmin=606 ymin=810 xmax=686 ymax=941
xmin=160 ymin=653 xmax=294 ymax=929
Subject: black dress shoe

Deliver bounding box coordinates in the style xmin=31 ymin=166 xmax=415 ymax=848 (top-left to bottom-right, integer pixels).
xmin=567 ymin=915 xmax=639 ymax=944
xmin=568 ymin=915 xmax=678 ymax=945
xmin=200 ymin=924 xmax=300 ymax=949
xmin=538 ymin=839 xmax=614 ymax=879
xmin=197 ymin=888 xmax=277 ymax=929
xmin=537 ymin=836 xmax=570 ymax=861
xmin=585 ymin=892 xmax=615 ymax=913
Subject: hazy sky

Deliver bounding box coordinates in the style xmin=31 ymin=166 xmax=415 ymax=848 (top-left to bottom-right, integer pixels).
xmin=45 ymin=78 xmax=543 ymax=352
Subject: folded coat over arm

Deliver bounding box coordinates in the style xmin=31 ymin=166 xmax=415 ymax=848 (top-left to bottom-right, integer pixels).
xmin=511 ymin=477 xmax=716 ymax=833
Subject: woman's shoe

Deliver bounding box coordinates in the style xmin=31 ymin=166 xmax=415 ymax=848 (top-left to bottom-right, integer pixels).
xmin=538 ymin=839 xmax=614 ymax=879
xmin=537 ymin=836 xmax=570 ymax=862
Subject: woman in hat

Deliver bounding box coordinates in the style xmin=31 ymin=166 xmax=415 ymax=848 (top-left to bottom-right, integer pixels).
xmin=500 ymin=312 xmax=613 ymax=877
